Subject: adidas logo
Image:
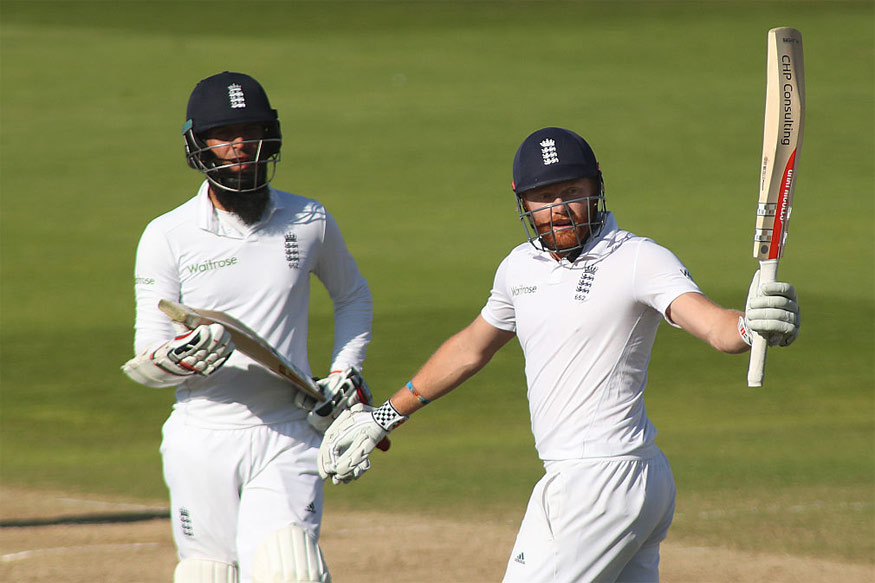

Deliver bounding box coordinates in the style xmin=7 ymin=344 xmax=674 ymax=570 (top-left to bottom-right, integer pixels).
xmin=304 ymin=502 xmax=316 ymax=513
xmin=514 ymin=552 xmax=526 ymax=565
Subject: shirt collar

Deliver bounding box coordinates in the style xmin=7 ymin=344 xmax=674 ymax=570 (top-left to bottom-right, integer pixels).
xmin=530 ymin=212 xmax=631 ymax=265
xmin=576 ymin=212 xmax=633 ymax=263
xmin=196 ymin=180 xmax=280 ymax=235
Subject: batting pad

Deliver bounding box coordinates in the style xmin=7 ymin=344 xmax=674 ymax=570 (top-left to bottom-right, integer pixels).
xmin=252 ymin=524 xmax=330 ymax=583
xmin=174 ymin=558 xmax=238 ymax=583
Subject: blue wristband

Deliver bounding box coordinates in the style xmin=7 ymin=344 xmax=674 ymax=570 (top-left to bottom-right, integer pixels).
xmin=406 ymin=381 xmax=431 ymax=405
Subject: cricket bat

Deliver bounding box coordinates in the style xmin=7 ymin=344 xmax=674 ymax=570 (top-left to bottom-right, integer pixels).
xmin=747 ymin=27 xmax=805 ymax=387
xmin=159 ymin=299 xmax=392 ymax=452
xmin=158 ymin=299 xmax=324 ymax=400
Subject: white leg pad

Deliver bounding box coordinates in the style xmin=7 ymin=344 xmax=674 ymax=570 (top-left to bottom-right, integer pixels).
xmin=252 ymin=524 xmax=331 ymax=583
xmin=174 ymin=558 xmax=238 ymax=583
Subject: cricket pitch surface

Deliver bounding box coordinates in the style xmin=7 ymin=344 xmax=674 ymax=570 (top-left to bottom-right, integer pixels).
xmin=1 ymin=486 xmax=871 ymax=582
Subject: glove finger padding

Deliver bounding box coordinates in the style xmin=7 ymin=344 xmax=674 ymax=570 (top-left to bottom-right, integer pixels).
xmin=159 ymin=323 xmax=235 ymax=375
xmin=745 ymin=271 xmax=801 ymax=347
xmin=318 ymin=406 xmax=366 ymax=480
xmin=748 ymin=294 xmax=799 ymax=311
xmin=318 ymin=403 xmax=389 ymax=484
xmin=331 ymin=433 xmax=374 ymax=485
xmin=760 ymin=281 xmax=797 ymax=303
xmin=308 ymin=367 xmax=373 ymax=433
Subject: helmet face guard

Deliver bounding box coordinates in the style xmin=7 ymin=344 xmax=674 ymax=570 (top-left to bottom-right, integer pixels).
xmin=182 ymin=71 xmax=282 ymax=193
xmin=516 ymin=188 xmax=606 ymax=254
xmin=511 ymin=127 xmax=607 ymax=255
xmin=183 ymin=121 xmax=281 ymax=193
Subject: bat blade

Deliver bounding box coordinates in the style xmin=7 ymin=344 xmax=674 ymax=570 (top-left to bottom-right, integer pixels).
xmin=158 ymin=299 xmax=391 ymax=452
xmin=748 ymin=27 xmax=805 ymax=387
xmin=158 ymin=299 xmax=323 ymax=400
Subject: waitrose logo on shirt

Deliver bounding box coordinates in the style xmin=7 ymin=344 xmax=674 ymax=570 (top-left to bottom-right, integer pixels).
xmin=187 ymin=257 xmax=238 ymax=274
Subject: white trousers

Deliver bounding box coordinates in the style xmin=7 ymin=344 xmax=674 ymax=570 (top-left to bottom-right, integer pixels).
xmin=503 ymin=448 xmax=676 ymax=583
xmin=160 ymin=412 xmax=323 ymax=583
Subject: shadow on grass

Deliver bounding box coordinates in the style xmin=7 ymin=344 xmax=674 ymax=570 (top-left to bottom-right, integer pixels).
xmin=0 ymin=510 xmax=169 ymax=528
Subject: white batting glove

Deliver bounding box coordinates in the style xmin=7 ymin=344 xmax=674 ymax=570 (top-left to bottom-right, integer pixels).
xmin=318 ymin=401 xmax=407 ymax=485
xmin=152 ymin=323 xmax=235 ymax=376
xmin=741 ymin=270 xmax=800 ymax=347
xmin=306 ymin=367 xmax=374 ymax=433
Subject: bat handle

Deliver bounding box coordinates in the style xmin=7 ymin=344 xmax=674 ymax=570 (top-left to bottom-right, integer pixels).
xmin=747 ymin=259 xmax=779 ymax=387
xmin=376 ymin=437 xmax=391 ymax=452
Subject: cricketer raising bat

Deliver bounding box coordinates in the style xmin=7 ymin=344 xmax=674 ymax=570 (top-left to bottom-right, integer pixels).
xmin=747 ymin=27 xmax=805 ymax=387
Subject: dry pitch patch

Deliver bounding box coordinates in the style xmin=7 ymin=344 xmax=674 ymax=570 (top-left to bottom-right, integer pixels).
xmin=1 ymin=486 xmax=871 ymax=582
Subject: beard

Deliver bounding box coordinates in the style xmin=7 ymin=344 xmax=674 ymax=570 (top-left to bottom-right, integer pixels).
xmin=536 ymin=223 xmax=591 ymax=253
xmin=533 ymin=204 xmax=595 ymax=251
xmin=212 ymin=186 xmax=270 ymax=225
xmin=530 ymin=197 xmax=602 ymax=255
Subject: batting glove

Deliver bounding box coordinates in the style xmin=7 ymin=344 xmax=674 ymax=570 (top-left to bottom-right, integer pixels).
xmin=742 ymin=270 xmax=801 ymax=347
xmin=152 ymin=323 xmax=235 ymax=376
xmin=306 ymin=367 xmax=374 ymax=433
xmin=318 ymin=401 xmax=407 ymax=485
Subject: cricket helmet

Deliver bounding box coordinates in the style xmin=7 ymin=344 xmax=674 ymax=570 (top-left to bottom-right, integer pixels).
xmin=182 ymin=71 xmax=282 ymax=193
xmin=512 ymin=127 xmax=606 ymax=254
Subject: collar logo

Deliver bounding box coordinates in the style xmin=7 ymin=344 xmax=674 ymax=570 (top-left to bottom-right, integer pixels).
xmin=540 ymin=138 xmax=559 ymax=165
xmin=228 ymin=83 xmax=246 ymax=109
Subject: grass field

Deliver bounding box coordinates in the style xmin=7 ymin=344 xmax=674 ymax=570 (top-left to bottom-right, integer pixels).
xmin=1 ymin=0 xmax=873 ymax=569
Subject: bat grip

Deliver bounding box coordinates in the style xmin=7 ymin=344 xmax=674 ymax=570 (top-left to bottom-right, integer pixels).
xmin=747 ymin=259 xmax=779 ymax=387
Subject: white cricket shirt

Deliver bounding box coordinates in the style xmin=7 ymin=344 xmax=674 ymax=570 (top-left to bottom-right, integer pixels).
xmin=132 ymin=181 xmax=372 ymax=428
xmin=481 ymin=213 xmax=700 ymax=460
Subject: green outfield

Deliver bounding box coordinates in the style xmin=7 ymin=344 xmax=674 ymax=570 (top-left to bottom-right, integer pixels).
xmin=1 ymin=0 xmax=872 ymax=565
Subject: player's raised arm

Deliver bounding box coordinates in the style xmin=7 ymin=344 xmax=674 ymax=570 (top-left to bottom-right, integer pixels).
xmin=667 ymin=293 xmax=748 ymax=354
xmin=317 ymin=316 xmax=514 ymax=484
xmin=667 ymin=273 xmax=800 ymax=355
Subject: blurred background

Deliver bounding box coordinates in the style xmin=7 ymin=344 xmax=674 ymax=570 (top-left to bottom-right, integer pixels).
xmin=1 ymin=0 xmax=872 ymax=564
